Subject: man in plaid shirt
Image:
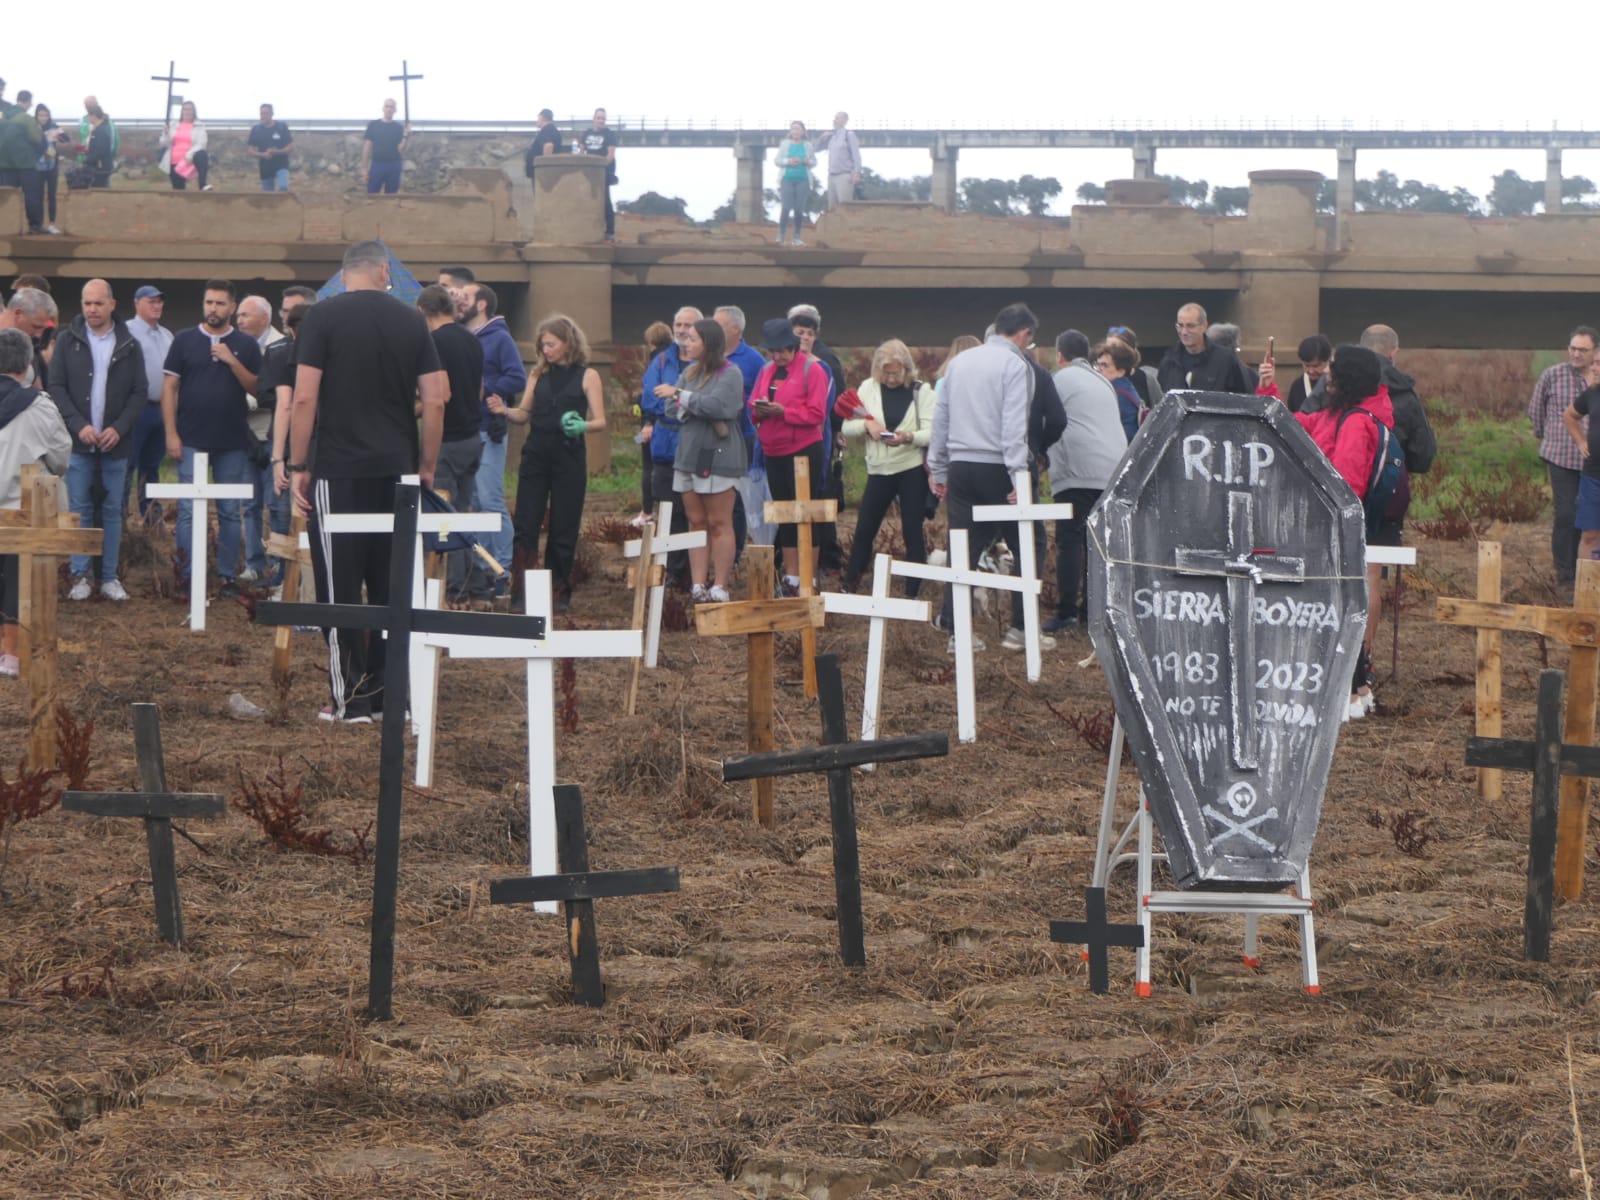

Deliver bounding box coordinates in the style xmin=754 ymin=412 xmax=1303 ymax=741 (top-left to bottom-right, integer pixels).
xmin=1530 ymin=326 xmax=1597 ymax=584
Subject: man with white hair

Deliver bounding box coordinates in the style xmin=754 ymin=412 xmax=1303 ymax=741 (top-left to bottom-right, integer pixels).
xmin=640 ymin=305 xmax=703 ymax=585
xmin=714 ymin=304 xmax=769 ymax=547
xmin=235 ymin=295 xmax=284 ymax=583
xmin=0 ymin=287 xmax=58 ymax=383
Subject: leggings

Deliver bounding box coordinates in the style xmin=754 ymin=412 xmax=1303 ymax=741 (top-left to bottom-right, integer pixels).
xmin=778 ymin=176 xmax=808 ymax=240
xmin=845 ymin=466 xmax=928 ymax=595
xmin=765 ymin=440 xmax=833 ymax=551
xmin=169 ymin=150 xmax=209 ymax=189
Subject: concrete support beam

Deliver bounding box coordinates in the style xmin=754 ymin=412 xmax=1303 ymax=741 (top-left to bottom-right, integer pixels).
xmin=734 ymin=143 xmax=766 ymax=225
xmin=1335 ymin=145 xmax=1357 ymax=251
xmin=1236 ymin=268 xmax=1321 ymax=370
xmin=1245 ymin=170 xmax=1323 ymax=252
xmin=1547 ymin=146 xmax=1564 ymax=214
xmin=529 ymin=154 xmax=608 ymax=244
xmin=931 ymin=146 xmax=959 ymax=212
xmin=1132 ymin=141 xmax=1157 ymax=180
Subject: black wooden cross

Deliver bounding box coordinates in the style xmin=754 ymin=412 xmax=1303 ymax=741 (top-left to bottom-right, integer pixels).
xmin=150 ymin=61 xmax=188 ymax=120
xmin=488 ymin=784 xmax=679 ymax=1007
xmin=1050 ymin=885 xmax=1145 ymax=994
xmin=255 ymin=481 xmax=547 ymax=1021
xmin=1173 ymin=489 xmax=1306 ymax=771
xmin=388 ymin=60 xmax=423 ymax=123
xmin=722 ymin=654 xmax=948 ymax=967
xmin=62 ymin=704 xmax=222 ymax=945
xmin=1465 ymin=668 xmax=1600 ymax=961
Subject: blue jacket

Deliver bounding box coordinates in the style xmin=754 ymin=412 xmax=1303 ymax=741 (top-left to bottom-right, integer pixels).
xmin=475 ymin=317 xmax=528 ymax=433
xmin=726 ymin=340 xmax=766 ymax=470
xmin=641 ymin=347 xmax=688 ymax=464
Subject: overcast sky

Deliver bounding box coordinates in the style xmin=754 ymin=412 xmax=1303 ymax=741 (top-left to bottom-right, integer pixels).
xmin=19 ymin=0 xmax=1600 ymax=219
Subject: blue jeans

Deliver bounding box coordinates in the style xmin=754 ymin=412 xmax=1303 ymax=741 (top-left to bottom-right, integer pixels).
xmin=123 ymin=403 xmax=167 ymax=517
xmin=367 ymin=160 xmax=402 ymax=194
xmin=175 ymin=447 xmax=249 ymax=582
xmin=475 ymin=430 xmax=514 ymax=578
xmin=66 ymin=452 xmax=129 ymax=581
xmin=244 ymin=455 xmax=279 ymax=574
xmin=260 ymin=169 xmax=290 ymax=192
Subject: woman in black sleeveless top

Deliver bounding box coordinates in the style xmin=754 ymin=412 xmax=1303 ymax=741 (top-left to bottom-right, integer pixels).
xmin=505 ymin=314 xmax=606 ymax=610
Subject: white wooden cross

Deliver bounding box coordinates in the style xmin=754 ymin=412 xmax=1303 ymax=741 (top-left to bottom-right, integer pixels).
xmin=820 ymin=551 xmax=930 ymax=769
xmin=972 ymin=469 xmax=1073 ymax=684
xmin=145 ymin=450 xmax=255 ymax=632
xmin=622 ymin=500 xmax=707 ymax=668
xmin=891 ymin=528 xmax=1040 ymax=744
xmin=423 ymin=569 xmax=642 ymax=912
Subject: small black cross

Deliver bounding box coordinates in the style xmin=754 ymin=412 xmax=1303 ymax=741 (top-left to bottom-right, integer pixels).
xmin=1050 ymin=886 xmax=1145 ymax=994
xmin=62 ymin=704 xmax=222 ymax=945
xmin=388 ymin=60 xmax=423 ymax=123
xmin=722 ymin=654 xmax=948 ymax=967
xmin=1466 ymin=668 xmax=1600 ymax=961
xmin=255 ymin=481 xmax=546 ymax=1021
xmin=488 ymin=785 xmax=679 ymax=1007
xmin=150 ymin=61 xmax=189 ymax=120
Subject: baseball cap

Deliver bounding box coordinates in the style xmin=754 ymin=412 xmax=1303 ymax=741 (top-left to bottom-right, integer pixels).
xmin=133 ymin=286 xmax=163 ymax=301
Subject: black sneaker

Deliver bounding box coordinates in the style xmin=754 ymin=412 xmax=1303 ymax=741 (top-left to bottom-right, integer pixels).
xmin=218 ymin=579 xmax=242 ymax=599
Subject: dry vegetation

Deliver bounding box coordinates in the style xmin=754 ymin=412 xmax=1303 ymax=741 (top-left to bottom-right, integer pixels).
xmin=2 ymin=507 xmax=1599 ymax=1199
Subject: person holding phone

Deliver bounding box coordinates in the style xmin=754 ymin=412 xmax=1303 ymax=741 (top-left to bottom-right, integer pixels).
xmin=838 ymin=339 xmax=934 ymax=595
xmin=749 ymin=318 xmax=830 ymax=595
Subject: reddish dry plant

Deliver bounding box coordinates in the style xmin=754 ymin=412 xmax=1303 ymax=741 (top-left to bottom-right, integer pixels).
xmin=1094 ymin=1082 xmax=1148 ymax=1152
xmin=1043 ymin=698 xmax=1128 ymax=760
xmin=585 ymin=516 xmax=638 ymax=546
xmin=54 ymin=704 xmax=93 ymax=790
xmin=0 ymin=760 xmax=61 ymax=895
xmin=1367 ymin=807 xmax=1434 ymax=857
xmin=559 ymin=659 xmax=579 ymax=733
xmin=233 ymin=758 xmax=372 ymax=866
xmin=567 ymin=542 xmax=599 ymax=588
xmin=661 ymin=589 xmax=692 ymax=633
xmin=58 ymin=962 xmax=118 ymax=1003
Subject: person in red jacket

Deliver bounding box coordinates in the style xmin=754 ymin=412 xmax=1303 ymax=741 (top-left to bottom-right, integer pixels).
xmin=749 ymin=318 xmax=831 ymax=594
xmin=1280 ymin=343 xmax=1392 ymax=719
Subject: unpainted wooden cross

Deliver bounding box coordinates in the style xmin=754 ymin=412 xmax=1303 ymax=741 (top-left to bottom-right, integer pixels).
xmin=763 ymin=455 xmax=837 ymax=698
xmin=0 ymin=467 xmax=102 ymax=769
xmin=694 ymin=544 xmax=823 ymax=827
xmin=265 ymin=514 xmax=312 ymax=683
xmin=622 ymin=498 xmax=706 ymax=692
xmin=488 ymin=784 xmax=679 ymax=1007
xmin=62 ymin=704 xmax=223 ymax=944
xmin=1437 ymin=551 xmax=1600 ymax=900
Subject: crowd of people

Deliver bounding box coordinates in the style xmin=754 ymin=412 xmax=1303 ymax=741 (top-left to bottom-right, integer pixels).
xmin=0 ymin=254 xmax=1451 ymax=728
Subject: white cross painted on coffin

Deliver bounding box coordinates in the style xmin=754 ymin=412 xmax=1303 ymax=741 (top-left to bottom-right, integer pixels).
xmin=890 ymin=528 xmax=1039 ymax=744
xmin=972 ymin=470 xmax=1073 ymax=684
xmin=145 ymin=450 xmax=255 ymax=631
xmin=820 ymin=552 xmax=929 ymax=769
xmin=623 ymin=499 xmax=707 ymax=667
xmin=417 ymin=569 xmax=641 ymax=913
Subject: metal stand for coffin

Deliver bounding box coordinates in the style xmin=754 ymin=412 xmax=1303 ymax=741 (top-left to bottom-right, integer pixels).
xmin=1091 ymin=718 xmax=1320 ymax=996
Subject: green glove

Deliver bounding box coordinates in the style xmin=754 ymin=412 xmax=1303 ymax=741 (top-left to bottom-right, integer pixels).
xmin=561 ymin=411 xmax=587 ymax=439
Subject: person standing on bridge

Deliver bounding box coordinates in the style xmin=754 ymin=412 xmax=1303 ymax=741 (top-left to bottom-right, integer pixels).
xmin=524 ymin=109 xmax=562 ymax=178
xmin=1530 ymin=325 xmax=1595 ymax=585
xmin=775 ymin=121 xmax=816 ymax=245
xmin=814 ymin=111 xmax=861 ymax=210
xmin=578 ymin=108 xmax=619 ymax=243
xmin=1156 ymin=303 xmax=1250 ymax=395
xmin=363 ymin=98 xmax=410 ymax=194
xmin=246 ymin=103 xmax=295 ymax=192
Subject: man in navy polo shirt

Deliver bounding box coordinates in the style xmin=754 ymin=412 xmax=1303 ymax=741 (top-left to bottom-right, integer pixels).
xmin=161 ymin=278 xmax=261 ymax=599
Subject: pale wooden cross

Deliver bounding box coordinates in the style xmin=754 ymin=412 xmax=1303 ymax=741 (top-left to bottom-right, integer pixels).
xmin=891 ymin=527 xmax=1039 ymax=744
xmin=971 ymin=469 xmax=1073 ymax=684
xmin=0 ymin=468 xmax=103 ymax=769
xmin=422 ymin=570 xmax=641 ymax=911
xmin=145 ymin=451 xmax=254 ymax=632
xmin=820 ymin=551 xmax=929 ymax=768
xmin=764 ymin=455 xmax=837 ymax=698
xmin=622 ymin=498 xmax=706 ymax=675
xmin=265 ymin=515 xmax=312 ymax=683
xmin=694 ymin=544 xmax=824 ymax=827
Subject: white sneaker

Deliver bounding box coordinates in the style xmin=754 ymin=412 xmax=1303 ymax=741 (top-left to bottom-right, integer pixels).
xmin=237 ymin=567 xmax=259 ymax=582
xmin=100 ymin=579 xmax=129 ymax=602
xmin=43 ymin=224 xmax=61 ymax=235
xmin=691 ymin=583 xmax=710 ymax=603
xmin=708 ymin=585 xmax=731 ymax=603
xmin=792 ymin=238 xmax=805 ymax=247
xmin=0 ymin=653 xmax=17 ymax=678
xmin=68 ymin=576 xmax=92 ymax=601
xmin=1001 ymin=626 xmax=1055 ymax=651
xmin=1346 ymin=695 xmax=1367 ymax=721
xmin=947 ymin=632 xmax=987 ymax=654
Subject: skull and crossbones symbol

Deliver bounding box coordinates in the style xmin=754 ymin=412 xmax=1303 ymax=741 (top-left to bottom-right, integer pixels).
xmin=1203 ymin=782 xmax=1278 ymax=851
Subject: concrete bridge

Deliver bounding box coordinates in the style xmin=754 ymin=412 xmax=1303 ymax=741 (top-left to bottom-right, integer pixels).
xmin=6 ymin=158 xmax=1599 ymax=380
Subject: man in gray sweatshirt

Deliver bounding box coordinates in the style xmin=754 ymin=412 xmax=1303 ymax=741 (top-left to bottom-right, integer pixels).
xmin=1045 ymin=330 xmax=1126 ymax=631
xmin=928 ymin=302 xmax=1053 ymax=651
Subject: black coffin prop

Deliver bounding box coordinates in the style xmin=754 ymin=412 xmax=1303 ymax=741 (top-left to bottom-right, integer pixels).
xmin=1087 ymin=391 xmax=1368 ymax=888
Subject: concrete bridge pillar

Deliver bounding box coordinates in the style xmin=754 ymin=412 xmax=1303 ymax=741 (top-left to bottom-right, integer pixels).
xmin=1547 ymin=146 xmax=1564 ymax=214
xmin=1335 ymin=144 xmax=1357 ymax=250
xmin=734 ymin=143 xmax=766 ymax=224
xmin=529 ymin=153 xmax=608 ymax=244
xmin=931 ymin=145 xmax=959 ymax=212
xmin=1132 ymin=140 xmax=1157 ymax=180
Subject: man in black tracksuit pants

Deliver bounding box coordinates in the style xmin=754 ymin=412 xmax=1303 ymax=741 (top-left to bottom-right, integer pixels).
xmin=286 ymin=240 xmax=446 ymax=722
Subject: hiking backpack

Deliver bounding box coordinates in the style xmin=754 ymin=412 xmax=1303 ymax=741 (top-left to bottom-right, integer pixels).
xmin=1334 ymin=406 xmax=1409 ymax=537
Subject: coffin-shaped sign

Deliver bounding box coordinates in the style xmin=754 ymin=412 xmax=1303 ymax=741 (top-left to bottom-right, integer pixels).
xmin=1087 ymin=391 xmax=1368 ymax=888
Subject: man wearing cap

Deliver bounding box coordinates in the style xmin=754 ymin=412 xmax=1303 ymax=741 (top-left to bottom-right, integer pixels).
xmin=524 ymin=108 xmax=562 ymax=178
xmin=122 ymin=285 xmax=174 ymax=520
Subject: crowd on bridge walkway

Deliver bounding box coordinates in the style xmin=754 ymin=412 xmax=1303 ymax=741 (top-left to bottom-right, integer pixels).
xmin=49 ymin=246 xmax=1600 ymax=733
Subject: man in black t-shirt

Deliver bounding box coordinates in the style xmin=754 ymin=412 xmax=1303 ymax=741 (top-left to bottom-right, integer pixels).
xmin=1564 ymin=364 xmax=1600 ymax=572
xmin=578 ymin=107 xmax=619 ymax=241
xmin=246 ymin=104 xmax=295 ymax=192
xmin=362 ymin=99 xmax=410 ymax=195
xmin=418 ymin=283 xmax=485 ymax=603
xmin=524 ymin=108 xmax=563 ymax=179
xmin=288 ymin=240 xmax=445 ymax=722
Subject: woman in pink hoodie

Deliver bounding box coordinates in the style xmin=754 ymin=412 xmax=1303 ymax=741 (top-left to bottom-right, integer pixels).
xmin=749 ymin=318 xmax=831 ymax=593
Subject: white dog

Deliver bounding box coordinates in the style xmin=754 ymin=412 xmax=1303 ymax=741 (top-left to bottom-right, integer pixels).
xmin=927 ymin=540 xmax=1015 ymax=619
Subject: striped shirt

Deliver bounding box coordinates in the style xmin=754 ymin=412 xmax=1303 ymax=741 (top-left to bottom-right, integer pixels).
xmin=1530 ymin=361 xmax=1589 ymax=471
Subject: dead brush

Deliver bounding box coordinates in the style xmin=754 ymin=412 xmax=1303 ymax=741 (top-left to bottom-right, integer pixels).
xmin=1367 ymin=806 xmax=1434 ymax=858
xmin=559 ymin=659 xmax=579 ymax=733
xmin=585 ymin=515 xmax=636 ymax=546
xmin=567 ymin=541 xmax=599 ymax=588
xmin=660 ymin=589 xmax=692 ymax=633
xmin=233 ymin=758 xmax=372 ymax=866
xmin=55 ymin=704 xmax=94 ymax=791
xmin=0 ymin=759 xmax=61 ymax=896
xmin=1043 ymin=697 xmax=1128 ymax=760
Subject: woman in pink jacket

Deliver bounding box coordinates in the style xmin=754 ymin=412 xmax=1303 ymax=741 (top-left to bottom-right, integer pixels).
xmin=749 ymin=318 xmax=832 ymax=594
